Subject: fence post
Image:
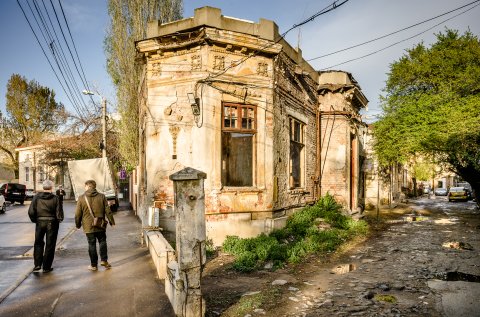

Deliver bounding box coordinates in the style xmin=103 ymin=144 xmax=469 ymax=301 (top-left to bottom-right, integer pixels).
xmin=168 ymin=167 xmax=207 ymax=317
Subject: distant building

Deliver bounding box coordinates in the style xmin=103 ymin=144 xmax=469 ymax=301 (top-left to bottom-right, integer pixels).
xmin=15 ymin=144 xmax=72 ymax=196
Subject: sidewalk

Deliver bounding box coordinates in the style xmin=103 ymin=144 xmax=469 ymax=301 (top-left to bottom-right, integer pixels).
xmin=0 ymin=203 xmax=174 ymax=316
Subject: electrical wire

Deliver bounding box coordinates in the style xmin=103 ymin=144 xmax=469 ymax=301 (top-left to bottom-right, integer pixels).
xmin=308 ymin=0 xmax=480 ymax=62
xmin=24 ymin=0 xmax=87 ymax=118
xmin=34 ymin=0 xmax=90 ymax=115
xmin=16 ymin=0 xmax=81 ymax=116
xmin=320 ymin=2 xmax=480 ymax=70
xmin=17 ymin=0 xmax=95 ymax=119
xmin=201 ymin=0 xmax=350 ymax=83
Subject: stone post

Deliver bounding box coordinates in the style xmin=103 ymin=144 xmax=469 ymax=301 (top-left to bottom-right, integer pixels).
xmin=168 ymin=167 xmax=207 ymax=317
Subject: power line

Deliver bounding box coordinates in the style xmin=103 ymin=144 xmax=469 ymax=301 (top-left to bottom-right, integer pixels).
xmin=33 ymin=0 xmax=90 ymax=115
xmin=308 ymin=0 xmax=480 ymax=62
xmin=202 ymin=0 xmax=350 ymax=83
xmin=17 ymin=0 xmax=96 ymax=120
xmin=23 ymin=0 xmax=87 ymax=118
xmin=39 ymin=0 xmax=92 ymax=115
xmin=55 ymin=0 xmax=93 ymax=95
xmin=16 ymin=0 xmax=81 ymax=116
xmin=320 ymin=2 xmax=480 ymax=70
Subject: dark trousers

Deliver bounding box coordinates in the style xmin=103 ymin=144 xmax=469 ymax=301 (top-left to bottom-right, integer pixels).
xmin=86 ymin=231 xmax=108 ymax=266
xmin=34 ymin=220 xmax=59 ymax=269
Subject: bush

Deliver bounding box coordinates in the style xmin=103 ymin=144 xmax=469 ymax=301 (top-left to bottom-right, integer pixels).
xmin=221 ymin=194 xmax=369 ymax=271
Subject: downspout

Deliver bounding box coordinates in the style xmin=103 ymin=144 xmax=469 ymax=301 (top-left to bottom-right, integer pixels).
xmin=315 ymin=107 xmax=321 ymax=199
xmin=138 ymin=65 xmax=147 ymax=216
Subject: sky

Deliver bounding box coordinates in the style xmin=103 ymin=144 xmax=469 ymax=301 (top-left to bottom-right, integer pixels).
xmin=1 ymin=0 xmax=479 ymax=122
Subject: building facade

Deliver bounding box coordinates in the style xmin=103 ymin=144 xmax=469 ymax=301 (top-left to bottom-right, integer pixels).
xmin=136 ymin=7 xmax=368 ymax=244
xmin=16 ymin=144 xmax=71 ymax=196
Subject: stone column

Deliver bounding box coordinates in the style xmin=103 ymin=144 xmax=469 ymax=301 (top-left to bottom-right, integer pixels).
xmin=168 ymin=167 xmax=207 ymax=317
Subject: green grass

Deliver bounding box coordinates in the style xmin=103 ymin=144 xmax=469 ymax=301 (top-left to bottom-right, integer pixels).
xmin=374 ymin=294 xmax=397 ymax=303
xmin=221 ymin=288 xmax=282 ymax=317
xmin=222 ymin=194 xmax=369 ymax=272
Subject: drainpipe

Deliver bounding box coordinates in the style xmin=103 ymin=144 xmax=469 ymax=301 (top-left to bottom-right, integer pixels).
xmin=316 ymin=107 xmax=321 ymax=199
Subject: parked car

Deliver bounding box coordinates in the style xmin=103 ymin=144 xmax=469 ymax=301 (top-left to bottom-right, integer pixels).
xmin=0 ymin=194 xmax=5 ymax=214
xmin=434 ymin=188 xmax=448 ymax=196
xmin=25 ymin=188 xmax=35 ymax=200
xmin=448 ymin=187 xmax=468 ymax=202
xmin=0 ymin=183 xmax=27 ymax=205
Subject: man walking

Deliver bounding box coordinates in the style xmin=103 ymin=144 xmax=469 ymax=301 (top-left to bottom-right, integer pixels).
xmin=56 ymin=185 xmax=66 ymax=203
xmin=75 ymin=180 xmax=115 ymax=271
xmin=56 ymin=185 xmax=66 ymax=212
xmin=28 ymin=180 xmax=63 ymax=273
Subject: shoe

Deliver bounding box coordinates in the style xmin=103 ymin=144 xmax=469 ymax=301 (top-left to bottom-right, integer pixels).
xmin=33 ymin=266 xmax=41 ymax=272
xmin=100 ymin=261 xmax=112 ymax=269
xmin=43 ymin=268 xmax=53 ymax=273
xmin=88 ymin=265 xmax=98 ymax=271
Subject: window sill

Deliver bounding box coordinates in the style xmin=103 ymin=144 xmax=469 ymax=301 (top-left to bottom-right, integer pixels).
xmin=288 ymin=188 xmax=310 ymax=195
xmin=220 ymin=186 xmax=263 ymax=193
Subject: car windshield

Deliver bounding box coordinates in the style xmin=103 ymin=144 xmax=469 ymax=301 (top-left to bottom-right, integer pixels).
xmin=450 ymin=187 xmax=464 ymax=192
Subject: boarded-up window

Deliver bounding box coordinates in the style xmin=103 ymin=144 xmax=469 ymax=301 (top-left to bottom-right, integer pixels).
xmin=290 ymin=117 xmax=304 ymax=188
xmin=222 ymin=103 xmax=256 ymax=186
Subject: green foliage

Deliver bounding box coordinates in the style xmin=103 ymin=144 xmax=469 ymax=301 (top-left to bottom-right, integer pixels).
xmin=1 ymin=74 xmax=66 ymax=176
xmin=412 ymin=161 xmax=435 ymax=181
xmin=221 ymin=194 xmax=369 ymax=272
xmin=220 ymin=287 xmax=281 ymax=317
xmin=104 ymin=0 xmax=183 ymax=167
xmin=374 ymin=295 xmax=397 ymax=303
xmin=373 ymin=29 xmax=480 ymax=199
xmin=205 ymin=238 xmax=216 ymax=258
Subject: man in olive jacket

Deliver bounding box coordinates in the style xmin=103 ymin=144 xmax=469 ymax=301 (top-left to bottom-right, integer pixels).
xmin=28 ymin=179 xmax=63 ymax=273
xmin=75 ymin=179 xmax=115 ymax=271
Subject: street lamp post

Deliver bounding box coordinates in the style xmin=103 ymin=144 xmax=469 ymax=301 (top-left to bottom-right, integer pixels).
xmin=82 ymin=90 xmax=107 ymax=158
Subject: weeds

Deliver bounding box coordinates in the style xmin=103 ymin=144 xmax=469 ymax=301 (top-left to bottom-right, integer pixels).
xmin=222 ymin=194 xmax=369 ymax=272
xmin=374 ymin=294 xmax=397 ymax=303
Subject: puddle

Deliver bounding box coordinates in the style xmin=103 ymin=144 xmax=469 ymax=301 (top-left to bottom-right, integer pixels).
xmin=442 ymin=241 xmax=473 ymax=250
xmin=404 ymin=214 xmax=429 ymax=222
xmin=331 ymin=263 xmax=356 ymax=274
xmin=433 ymin=271 xmax=480 ymax=283
xmin=434 ymin=218 xmax=458 ymax=225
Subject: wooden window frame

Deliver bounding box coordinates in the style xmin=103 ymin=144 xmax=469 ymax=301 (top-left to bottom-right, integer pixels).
xmin=289 ymin=117 xmax=305 ymax=189
xmin=222 ymin=102 xmax=257 ymax=187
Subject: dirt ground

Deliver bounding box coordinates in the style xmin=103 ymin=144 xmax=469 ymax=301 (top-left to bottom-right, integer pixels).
xmin=201 ymin=197 xmax=480 ymax=317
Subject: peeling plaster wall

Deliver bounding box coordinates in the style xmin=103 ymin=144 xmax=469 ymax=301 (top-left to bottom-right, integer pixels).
xmin=272 ymin=53 xmax=317 ymax=212
xmin=140 ymin=26 xmax=281 ymax=242
xmin=137 ymin=7 xmax=367 ymax=244
xmin=318 ymin=92 xmax=358 ymax=210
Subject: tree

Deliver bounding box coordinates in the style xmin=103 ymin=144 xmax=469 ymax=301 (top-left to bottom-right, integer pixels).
xmin=0 ymin=74 xmax=67 ymax=177
xmin=373 ymin=29 xmax=480 ymax=204
xmin=104 ymin=0 xmax=183 ymax=169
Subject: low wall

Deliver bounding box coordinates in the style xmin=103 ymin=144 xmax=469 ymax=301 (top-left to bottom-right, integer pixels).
xmin=144 ymin=230 xmax=175 ymax=279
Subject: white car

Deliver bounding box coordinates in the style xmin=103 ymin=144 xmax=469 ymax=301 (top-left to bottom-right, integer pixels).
xmin=0 ymin=194 xmax=5 ymax=214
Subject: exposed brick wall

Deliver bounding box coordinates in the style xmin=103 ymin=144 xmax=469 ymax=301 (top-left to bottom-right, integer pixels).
xmin=273 ymin=53 xmax=317 ymax=210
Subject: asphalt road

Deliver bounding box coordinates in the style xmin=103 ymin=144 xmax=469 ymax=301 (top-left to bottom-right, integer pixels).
xmin=0 ymin=199 xmax=174 ymax=316
xmin=0 ymin=200 xmax=77 ymax=303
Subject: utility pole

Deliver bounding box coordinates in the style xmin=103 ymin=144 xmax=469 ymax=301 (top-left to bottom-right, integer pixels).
xmin=82 ymin=90 xmax=107 ymax=158
xmin=101 ymin=97 xmax=107 ymax=158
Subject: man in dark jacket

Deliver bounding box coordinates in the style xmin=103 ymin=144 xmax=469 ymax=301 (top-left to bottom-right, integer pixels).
xmin=75 ymin=179 xmax=115 ymax=271
xmin=28 ymin=179 xmax=63 ymax=273
xmin=56 ymin=185 xmax=66 ymax=213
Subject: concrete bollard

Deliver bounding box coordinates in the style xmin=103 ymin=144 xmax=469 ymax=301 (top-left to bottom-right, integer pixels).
xmin=168 ymin=167 xmax=207 ymax=317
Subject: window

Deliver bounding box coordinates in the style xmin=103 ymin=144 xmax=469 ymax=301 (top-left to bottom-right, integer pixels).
xmin=222 ymin=103 xmax=256 ymax=186
xmin=38 ymin=166 xmax=45 ymax=182
xmin=289 ymin=117 xmax=305 ymax=188
xmin=25 ymin=167 xmax=30 ymax=182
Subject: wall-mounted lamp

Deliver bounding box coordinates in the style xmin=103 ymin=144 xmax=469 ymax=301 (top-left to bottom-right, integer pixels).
xmin=187 ymin=93 xmax=201 ymax=116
